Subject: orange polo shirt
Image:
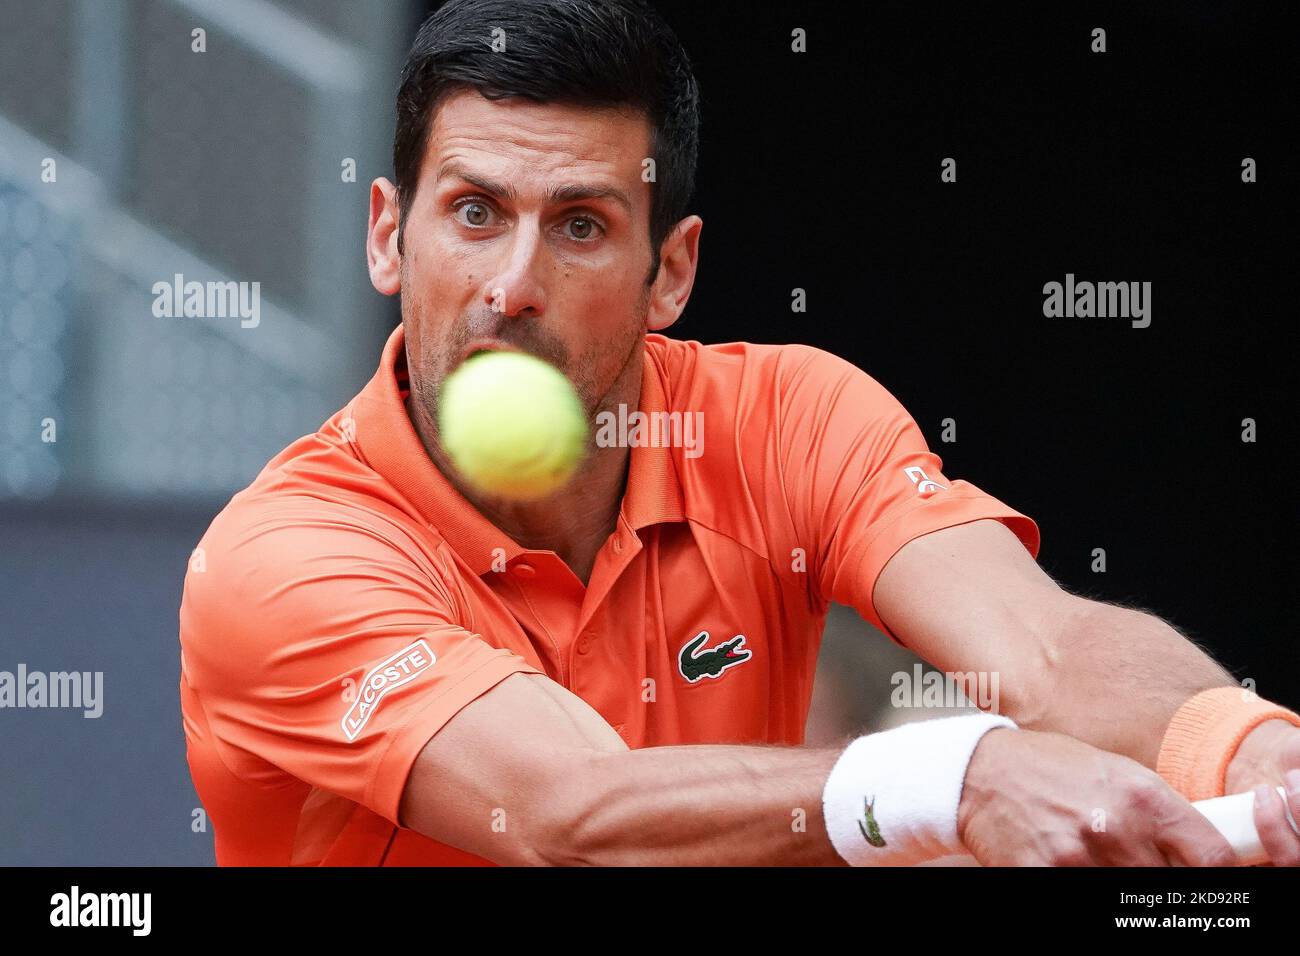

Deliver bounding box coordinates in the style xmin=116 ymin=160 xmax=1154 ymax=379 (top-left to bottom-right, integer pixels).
xmin=179 ymin=325 xmax=1039 ymax=866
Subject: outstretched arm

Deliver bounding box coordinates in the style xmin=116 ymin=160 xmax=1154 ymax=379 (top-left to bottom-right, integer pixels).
xmin=398 ymin=666 xmax=1237 ymax=867
xmin=399 ymin=671 xmax=846 ymax=866
xmin=872 ymin=518 xmax=1234 ymax=768
xmin=873 ymin=518 xmax=1300 ymax=865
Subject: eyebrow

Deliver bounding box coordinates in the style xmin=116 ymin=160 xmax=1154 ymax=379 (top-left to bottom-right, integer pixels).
xmin=436 ymin=160 xmax=633 ymax=216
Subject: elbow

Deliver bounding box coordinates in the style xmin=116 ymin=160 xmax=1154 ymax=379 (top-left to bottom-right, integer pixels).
xmin=530 ymin=750 xmax=622 ymax=867
xmin=1000 ymin=596 xmax=1117 ymax=730
xmin=992 ymin=596 xmax=1085 ymax=730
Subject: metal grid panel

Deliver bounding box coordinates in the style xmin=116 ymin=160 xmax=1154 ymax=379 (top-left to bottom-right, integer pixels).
xmin=0 ymin=181 xmax=73 ymax=499
xmin=0 ymin=0 xmax=406 ymax=501
xmin=82 ymin=252 xmax=336 ymax=496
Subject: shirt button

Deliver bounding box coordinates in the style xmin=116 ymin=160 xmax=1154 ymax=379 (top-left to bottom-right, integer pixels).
xmin=512 ymin=562 xmax=536 ymax=579
xmin=577 ymin=631 xmax=595 ymax=655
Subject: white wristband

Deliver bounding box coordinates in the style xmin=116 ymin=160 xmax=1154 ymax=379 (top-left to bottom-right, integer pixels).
xmin=822 ymin=712 xmax=1016 ymax=866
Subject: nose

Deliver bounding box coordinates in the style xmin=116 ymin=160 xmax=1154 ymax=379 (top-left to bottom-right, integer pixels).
xmin=485 ymin=216 xmax=547 ymax=319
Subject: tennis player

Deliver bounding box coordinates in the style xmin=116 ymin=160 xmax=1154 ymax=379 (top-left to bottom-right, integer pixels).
xmin=179 ymin=0 xmax=1300 ymax=866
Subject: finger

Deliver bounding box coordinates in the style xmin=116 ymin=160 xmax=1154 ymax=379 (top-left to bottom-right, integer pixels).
xmin=1125 ymin=843 xmax=1172 ymax=867
xmin=1285 ymin=770 xmax=1300 ymax=835
xmin=1138 ymin=833 xmax=1183 ymax=867
xmin=1150 ymin=794 xmax=1239 ymax=868
xmin=1089 ymin=822 xmax=1169 ymax=867
xmin=1254 ymin=784 xmax=1300 ymax=868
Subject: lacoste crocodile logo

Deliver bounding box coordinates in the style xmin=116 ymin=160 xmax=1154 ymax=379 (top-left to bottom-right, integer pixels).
xmin=858 ymin=796 xmax=886 ymax=847
xmin=678 ymin=630 xmax=752 ymax=683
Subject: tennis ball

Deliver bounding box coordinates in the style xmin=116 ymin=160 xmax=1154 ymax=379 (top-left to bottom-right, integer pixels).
xmin=437 ymin=350 xmax=588 ymax=500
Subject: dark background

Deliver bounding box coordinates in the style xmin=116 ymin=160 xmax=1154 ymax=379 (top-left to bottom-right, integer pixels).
xmin=0 ymin=1 xmax=1294 ymax=866
xmin=636 ymin=0 xmax=1296 ymax=682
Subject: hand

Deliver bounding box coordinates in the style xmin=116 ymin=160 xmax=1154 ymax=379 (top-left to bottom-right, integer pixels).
xmin=1224 ymin=718 xmax=1300 ymax=866
xmin=957 ymin=728 xmax=1239 ymax=866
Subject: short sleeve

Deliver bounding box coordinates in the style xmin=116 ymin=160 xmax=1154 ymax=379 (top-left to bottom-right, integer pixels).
xmin=763 ymin=346 xmax=1040 ymax=641
xmin=179 ymin=498 xmax=541 ymax=826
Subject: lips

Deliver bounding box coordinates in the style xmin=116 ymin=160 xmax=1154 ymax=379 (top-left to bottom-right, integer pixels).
xmin=459 ymin=339 xmax=526 ymax=365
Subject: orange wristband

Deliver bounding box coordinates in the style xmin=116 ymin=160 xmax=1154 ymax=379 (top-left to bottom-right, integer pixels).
xmin=1156 ymin=686 xmax=1300 ymax=801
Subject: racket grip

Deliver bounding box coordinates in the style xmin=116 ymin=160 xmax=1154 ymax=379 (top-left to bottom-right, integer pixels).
xmin=1193 ymin=785 xmax=1297 ymax=867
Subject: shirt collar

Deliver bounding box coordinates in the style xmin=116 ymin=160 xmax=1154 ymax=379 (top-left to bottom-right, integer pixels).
xmin=352 ymin=324 xmax=684 ymax=575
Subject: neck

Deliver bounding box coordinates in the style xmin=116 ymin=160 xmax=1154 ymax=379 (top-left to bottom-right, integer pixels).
xmin=407 ymin=354 xmax=643 ymax=586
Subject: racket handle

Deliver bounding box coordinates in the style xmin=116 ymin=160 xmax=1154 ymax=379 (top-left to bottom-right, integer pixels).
xmin=1193 ymin=785 xmax=1297 ymax=867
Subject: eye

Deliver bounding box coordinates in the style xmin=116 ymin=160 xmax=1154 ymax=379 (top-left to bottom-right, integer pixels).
xmin=453 ymin=200 xmax=495 ymax=228
xmin=565 ymin=217 xmax=601 ymax=241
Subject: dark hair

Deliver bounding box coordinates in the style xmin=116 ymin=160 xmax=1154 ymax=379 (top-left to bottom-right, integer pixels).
xmin=393 ymin=0 xmax=700 ymax=283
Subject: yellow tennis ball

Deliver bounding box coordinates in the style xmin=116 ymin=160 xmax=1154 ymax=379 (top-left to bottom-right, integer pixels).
xmin=437 ymin=350 xmax=588 ymax=500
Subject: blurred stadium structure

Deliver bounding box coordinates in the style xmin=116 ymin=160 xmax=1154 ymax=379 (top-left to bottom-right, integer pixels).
xmin=0 ymin=0 xmax=413 ymax=864
xmin=0 ymin=0 xmax=411 ymax=499
xmin=0 ymin=0 xmax=947 ymax=864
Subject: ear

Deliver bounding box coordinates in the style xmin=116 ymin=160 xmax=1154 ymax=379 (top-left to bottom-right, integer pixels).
xmin=367 ymin=178 xmax=402 ymax=296
xmin=646 ymin=215 xmax=703 ymax=333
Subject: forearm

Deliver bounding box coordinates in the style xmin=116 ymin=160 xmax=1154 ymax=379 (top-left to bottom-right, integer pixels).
xmin=1023 ymin=602 xmax=1234 ymax=769
xmin=545 ymin=743 xmax=847 ymax=866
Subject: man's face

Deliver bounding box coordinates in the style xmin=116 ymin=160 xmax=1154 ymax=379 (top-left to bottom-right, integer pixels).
xmin=395 ymin=88 xmax=656 ymax=425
